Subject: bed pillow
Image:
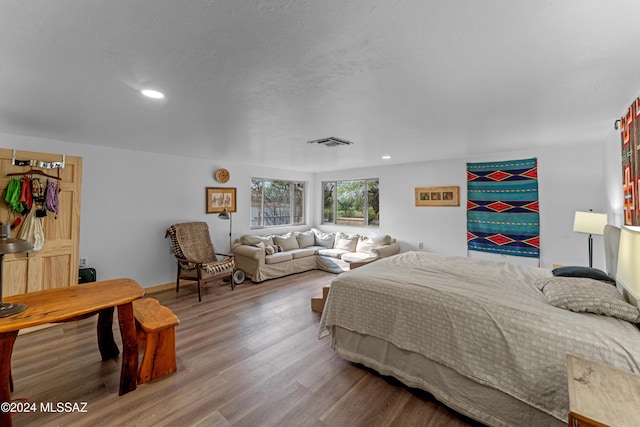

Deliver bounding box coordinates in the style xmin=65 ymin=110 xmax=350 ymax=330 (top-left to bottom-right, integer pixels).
xmin=552 ymin=266 xmax=615 ymax=284
xmin=534 ymin=276 xmax=640 ymax=323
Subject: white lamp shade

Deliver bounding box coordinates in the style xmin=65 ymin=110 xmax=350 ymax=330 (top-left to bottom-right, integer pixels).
xmin=617 ymin=226 xmax=640 ymax=300
xmin=573 ymin=211 xmax=607 ymax=235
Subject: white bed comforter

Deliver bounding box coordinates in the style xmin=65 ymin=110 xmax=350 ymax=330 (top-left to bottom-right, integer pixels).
xmin=319 ymin=251 xmax=640 ymax=421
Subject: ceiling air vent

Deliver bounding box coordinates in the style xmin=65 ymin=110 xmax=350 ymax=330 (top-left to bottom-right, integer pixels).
xmin=307 ymin=136 xmax=354 ymax=147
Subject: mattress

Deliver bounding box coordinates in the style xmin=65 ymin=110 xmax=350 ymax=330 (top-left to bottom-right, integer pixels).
xmin=319 ymin=251 xmax=640 ymax=425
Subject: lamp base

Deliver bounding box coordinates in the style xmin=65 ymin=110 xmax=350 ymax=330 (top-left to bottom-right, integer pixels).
xmin=0 ymin=302 xmax=27 ymax=318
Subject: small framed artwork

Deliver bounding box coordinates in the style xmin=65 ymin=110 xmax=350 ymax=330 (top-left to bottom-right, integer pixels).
xmin=415 ymin=186 xmax=460 ymax=206
xmin=206 ymin=187 xmax=236 ymax=213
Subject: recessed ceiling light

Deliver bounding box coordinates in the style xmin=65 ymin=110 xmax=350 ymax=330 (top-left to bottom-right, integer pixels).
xmin=140 ymin=89 xmax=165 ymax=99
xmin=382 ymin=155 xmax=391 ymax=160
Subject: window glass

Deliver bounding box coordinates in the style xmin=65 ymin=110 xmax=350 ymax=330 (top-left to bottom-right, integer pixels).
xmin=322 ymin=179 xmax=379 ymax=227
xmin=251 ymin=178 xmax=305 ymax=228
xmin=367 ymin=179 xmax=380 ymax=226
xmin=323 ymin=182 xmax=335 ymax=223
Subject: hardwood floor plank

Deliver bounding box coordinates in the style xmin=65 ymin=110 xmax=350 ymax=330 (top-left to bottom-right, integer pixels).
xmin=9 ymin=270 xmax=481 ymax=426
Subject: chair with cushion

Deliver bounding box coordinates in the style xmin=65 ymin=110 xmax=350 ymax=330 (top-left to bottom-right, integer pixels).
xmin=165 ymin=222 xmax=235 ymax=302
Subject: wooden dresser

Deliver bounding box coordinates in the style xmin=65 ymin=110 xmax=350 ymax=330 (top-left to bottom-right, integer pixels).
xmin=567 ymin=354 xmax=640 ymax=427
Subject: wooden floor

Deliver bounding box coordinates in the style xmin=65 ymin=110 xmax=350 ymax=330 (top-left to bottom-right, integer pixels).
xmin=10 ymin=270 xmax=483 ymax=426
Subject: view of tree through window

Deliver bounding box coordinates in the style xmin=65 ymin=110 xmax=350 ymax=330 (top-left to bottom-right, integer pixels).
xmin=322 ymin=179 xmax=379 ymax=226
xmin=251 ymin=178 xmax=305 ymax=228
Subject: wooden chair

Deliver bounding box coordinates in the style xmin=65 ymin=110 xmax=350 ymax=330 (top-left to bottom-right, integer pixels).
xmin=165 ymin=222 xmax=235 ymax=302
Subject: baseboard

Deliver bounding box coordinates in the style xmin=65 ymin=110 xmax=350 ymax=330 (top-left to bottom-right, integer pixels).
xmin=19 ymin=324 xmax=54 ymax=335
xmin=144 ymin=282 xmax=175 ymax=294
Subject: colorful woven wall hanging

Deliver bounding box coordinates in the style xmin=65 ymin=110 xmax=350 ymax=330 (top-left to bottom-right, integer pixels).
xmin=467 ymin=158 xmax=540 ymax=258
xmin=620 ymin=98 xmax=640 ymax=226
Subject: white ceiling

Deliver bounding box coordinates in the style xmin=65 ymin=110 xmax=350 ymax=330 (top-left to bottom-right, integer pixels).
xmin=1 ymin=0 xmax=639 ymax=172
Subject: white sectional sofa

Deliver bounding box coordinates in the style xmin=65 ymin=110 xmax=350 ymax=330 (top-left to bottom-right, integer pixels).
xmin=232 ymin=228 xmax=400 ymax=282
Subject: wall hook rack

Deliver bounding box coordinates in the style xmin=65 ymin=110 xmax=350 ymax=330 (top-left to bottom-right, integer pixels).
xmin=11 ymin=150 xmax=65 ymax=169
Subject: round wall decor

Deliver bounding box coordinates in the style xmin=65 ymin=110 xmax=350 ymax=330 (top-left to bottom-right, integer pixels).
xmin=215 ymin=168 xmax=230 ymax=183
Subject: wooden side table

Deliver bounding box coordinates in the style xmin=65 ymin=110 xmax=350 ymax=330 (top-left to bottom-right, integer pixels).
xmin=567 ymin=354 xmax=640 ymax=427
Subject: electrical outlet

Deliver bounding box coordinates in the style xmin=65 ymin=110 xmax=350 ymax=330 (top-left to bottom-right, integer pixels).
xmin=418 ymin=242 xmax=424 ymax=249
xmin=79 ymin=257 xmax=88 ymax=268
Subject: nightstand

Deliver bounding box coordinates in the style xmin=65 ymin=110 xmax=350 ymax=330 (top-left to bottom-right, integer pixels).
xmin=567 ymin=354 xmax=640 ymax=426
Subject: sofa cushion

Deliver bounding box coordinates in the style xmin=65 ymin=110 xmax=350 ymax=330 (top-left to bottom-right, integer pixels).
xmin=312 ymin=228 xmax=335 ymax=248
xmin=241 ymin=234 xmax=274 ymax=246
xmin=295 ymin=230 xmax=315 ymax=248
xmin=341 ymin=252 xmax=378 ymax=263
xmin=290 ymin=247 xmax=318 ymax=259
xmin=334 ymin=232 xmax=359 ymax=252
xmin=356 ymin=235 xmax=393 ymax=254
xmin=265 ymin=252 xmax=293 ymax=264
xmin=273 ymin=232 xmax=299 ymax=251
xmin=317 ymin=248 xmax=350 ymax=259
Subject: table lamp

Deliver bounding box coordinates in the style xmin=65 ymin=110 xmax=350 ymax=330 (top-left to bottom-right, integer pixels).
xmin=218 ymin=208 xmax=232 ymax=252
xmin=0 ymin=224 xmax=32 ymax=317
xmin=573 ymin=210 xmax=607 ymax=267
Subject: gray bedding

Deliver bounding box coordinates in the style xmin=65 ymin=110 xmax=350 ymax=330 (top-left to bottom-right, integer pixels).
xmin=319 ymin=251 xmax=640 ymax=424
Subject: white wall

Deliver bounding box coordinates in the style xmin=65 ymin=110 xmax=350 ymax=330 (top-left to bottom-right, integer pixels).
xmin=604 ymin=130 xmax=624 ymax=226
xmin=3 ymin=133 xmax=314 ymax=288
xmin=5 ymin=131 xmax=620 ymax=288
xmin=315 ymin=140 xmax=611 ymax=270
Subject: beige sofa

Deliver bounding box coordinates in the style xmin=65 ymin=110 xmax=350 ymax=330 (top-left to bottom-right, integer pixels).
xmin=232 ymin=228 xmax=400 ymax=282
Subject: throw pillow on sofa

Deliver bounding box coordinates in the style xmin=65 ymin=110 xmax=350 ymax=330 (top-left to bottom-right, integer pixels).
xmin=273 ymin=232 xmax=299 ymax=251
xmin=311 ymin=228 xmax=335 ymax=248
xmin=295 ymin=230 xmax=315 ymax=248
xmin=356 ymin=235 xmax=392 ymax=254
xmin=241 ymin=235 xmax=275 ymax=246
xmin=334 ymin=232 xmax=359 ymax=252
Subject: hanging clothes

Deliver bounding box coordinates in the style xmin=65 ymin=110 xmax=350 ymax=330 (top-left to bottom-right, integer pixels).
xmin=4 ymin=178 xmax=24 ymax=212
xmin=19 ymin=176 xmax=33 ymax=210
xmin=17 ymin=208 xmax=45 ymax=253
xmin=30 ymin=178 xmax=47 ymax=217
xmin=5 ymin=178 xmax=24 ymax=213
xmin=45 ymin=179 xmax=59 ymax=214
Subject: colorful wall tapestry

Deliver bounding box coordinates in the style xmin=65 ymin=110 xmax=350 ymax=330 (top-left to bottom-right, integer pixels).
xmin=467 ymin=158 xmax=540 ymax=258
xmin=621 ymin=98 xmax=640 ymax=226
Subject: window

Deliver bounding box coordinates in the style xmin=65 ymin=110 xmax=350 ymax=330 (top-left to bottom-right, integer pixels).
xmin=322 ymin=179 xmax=379 ymax=227
xmin=251 ymin=178 xmax=305 ymax=228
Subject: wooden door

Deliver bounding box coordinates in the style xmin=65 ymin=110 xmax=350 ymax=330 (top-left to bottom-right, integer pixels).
xmin=0 ymin=148 xmax=82 ymax=295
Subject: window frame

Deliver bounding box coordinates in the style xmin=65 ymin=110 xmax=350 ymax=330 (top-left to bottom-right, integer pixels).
xmin=322 ymin=178 xmax=379 ymax=227
xmin=251 ymin=177 xmax=306 ymax=229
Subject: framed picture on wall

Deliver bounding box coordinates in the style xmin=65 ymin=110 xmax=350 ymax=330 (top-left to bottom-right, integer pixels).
xmin=206 ymin=187 xmax=236 ymax=213
xmin=415 ymin=186 xmax=460 ymax=206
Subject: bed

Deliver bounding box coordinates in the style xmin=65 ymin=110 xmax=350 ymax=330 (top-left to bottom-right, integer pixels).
xmin=318 ymin=228 xmax=640 ymax=426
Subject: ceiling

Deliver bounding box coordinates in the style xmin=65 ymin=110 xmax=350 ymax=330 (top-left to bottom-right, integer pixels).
xmin=1 ymin=0 xmax=640 ymax=172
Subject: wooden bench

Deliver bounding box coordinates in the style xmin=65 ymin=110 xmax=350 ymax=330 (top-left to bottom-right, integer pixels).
xmin=132 ymin=297 xmax=180 ymax=384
